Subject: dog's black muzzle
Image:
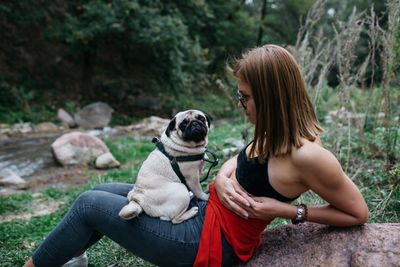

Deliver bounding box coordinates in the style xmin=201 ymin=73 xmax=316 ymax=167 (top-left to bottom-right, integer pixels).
xmin=182 ymin=120 xmax=207 ymax=143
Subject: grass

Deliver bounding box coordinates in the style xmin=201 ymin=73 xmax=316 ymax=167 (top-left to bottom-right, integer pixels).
xmin=0 ymin=113 xmax=399 ymax=266
xmin=0 ymin=193 xmax=33 ymax=214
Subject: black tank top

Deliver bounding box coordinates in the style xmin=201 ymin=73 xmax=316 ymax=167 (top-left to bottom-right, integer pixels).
xmin=235 ymin=143 xmax=299 ymax=202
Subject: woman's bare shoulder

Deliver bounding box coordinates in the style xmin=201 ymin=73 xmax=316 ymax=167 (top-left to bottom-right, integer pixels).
xmin=291 ymin=139 xmax=343 ymax=181
xmin=292 ymin=139 xmax=331 ymax=164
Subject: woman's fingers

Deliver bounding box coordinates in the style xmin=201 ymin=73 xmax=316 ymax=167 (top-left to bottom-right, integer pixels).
xmin=219 ymin=190 xmax=249 ymax=218
xmin=226 ymin=196 xmax=249 ymax=219
xmin=230 ymin=190 xmax=250 ymax=208
xmin=231 ymin=180 xmax=251 ymax=206
xmin=215 ymin=177 xmax=251 ymax=218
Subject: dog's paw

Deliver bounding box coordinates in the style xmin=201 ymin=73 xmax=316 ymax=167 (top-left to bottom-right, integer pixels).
xmin=127 ymin=190 xmax=136 ymax=201
xmin=172 ymin=207 xmax=199 ymax=224
xmin=199 ymin=192 xmax=209 ymax=201
xmin=191 ymin=206 xmax=199 ymax=213
xmin=118 ymin=202 xmax=142 ymax=220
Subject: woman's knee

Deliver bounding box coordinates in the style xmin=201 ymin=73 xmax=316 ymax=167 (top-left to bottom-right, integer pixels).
xmin=92 ymin=183 xmax=113 ymax=191
xmin=73 ymin=191 xmax=101 ymax=210
xmin=73 ymin=190 xmax=128 ymax=214
xmin=92 ymin=183 xmax=133 ymax=196
xmin=70 ymin=191 xmax=113 ymax=223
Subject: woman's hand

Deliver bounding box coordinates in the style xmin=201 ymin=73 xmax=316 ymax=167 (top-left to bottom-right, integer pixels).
xmin=244 ymin=196 xmax=286 ymax=221
xmin=213 ymin=155 xmax=253 ymax=218
xmin=215 ymin=175 xmax=251 ymax=219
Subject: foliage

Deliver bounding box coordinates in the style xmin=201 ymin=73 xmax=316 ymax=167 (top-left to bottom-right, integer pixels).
xmin=45 ymin=0 xmax=205 ymax=96
xmin=252 ymin=0 xmax=315 ymax=45
xmin=394 ymin=18 xmax=400 ymax=74
xmin=293 ymin=0 xmax=400 ymax=169
xmin=105 ymin=136 xmax=154 ymax=165
xmin=42 ymin=0 xmax=258 ymax=99
xmin=0 ymin=193 xmax=33 ymax=214
xmin=0 ymin=0 xmax=264 ymax=121
xmin=1 ymin=0 xmax=397 ymax=124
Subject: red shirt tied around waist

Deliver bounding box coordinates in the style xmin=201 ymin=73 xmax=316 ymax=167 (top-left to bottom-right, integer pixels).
xmin=194 ymin=183 xmax=270 ymax=267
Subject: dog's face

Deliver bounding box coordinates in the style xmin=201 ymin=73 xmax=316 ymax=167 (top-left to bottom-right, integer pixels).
xmin=165 ymin=110 xmax=210 ymax=144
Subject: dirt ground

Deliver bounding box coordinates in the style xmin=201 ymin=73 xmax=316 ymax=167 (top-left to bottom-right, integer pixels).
xmin=26 ymin=165 xmax=107 ymax=191
xmin=0 ymin=164 xmax=108 ymax=223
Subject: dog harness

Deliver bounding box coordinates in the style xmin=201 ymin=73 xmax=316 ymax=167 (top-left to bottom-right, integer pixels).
xmin=152 ymin=137 xmax=219 ymax=190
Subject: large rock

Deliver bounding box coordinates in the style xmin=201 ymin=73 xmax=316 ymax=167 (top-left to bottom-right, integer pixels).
xmin=51 ymin=132 xmax=109 ymax=166
xmin=95 ymin=152 xmax=120 ymax=169
xmin=240 ymin=223 xmax=399 ymax=267
xmin=35 ymin=122 xmax=59 ymax=133
xmin=133 ymin=96 xmax=161 ymax=110
xmin=0 ymin=168 xmax=26 ymax=187
xmin=74 ymin=102 xmax=113 ymax=129
xmin=12 ymin=122 xmax=33 ymax=134
xmin=121 ymin=116 xmax=170 ymax=137
xmin=57 ymin=108 xmax=76 ymax=128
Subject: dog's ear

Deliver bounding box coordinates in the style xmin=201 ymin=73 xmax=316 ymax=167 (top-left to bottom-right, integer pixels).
xmin=205 ymin=113 xmax=211 ymax=127
xmin=165 ymin=117 xmax=176 ymax=137
xmin=201 ymin=111 xmax=212 ymax=127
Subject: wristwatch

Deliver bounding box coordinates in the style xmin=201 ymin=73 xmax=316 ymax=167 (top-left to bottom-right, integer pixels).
xmin=291 ymin=204 xmax=308 ymax=224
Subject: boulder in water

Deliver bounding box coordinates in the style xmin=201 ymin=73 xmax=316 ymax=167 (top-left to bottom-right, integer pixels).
xmin=74 ymin=102 xmax=113 ymax=129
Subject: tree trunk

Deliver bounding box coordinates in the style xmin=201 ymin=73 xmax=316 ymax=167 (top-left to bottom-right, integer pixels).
xmin=80 ymin=48 xmax=95 ymax=102
xmin=257 ymin=0 xmax=267 ymax=46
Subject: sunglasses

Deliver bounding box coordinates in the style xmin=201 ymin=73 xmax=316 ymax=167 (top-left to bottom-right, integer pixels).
xmin=237 ymin=90 xmax=249 ymax=109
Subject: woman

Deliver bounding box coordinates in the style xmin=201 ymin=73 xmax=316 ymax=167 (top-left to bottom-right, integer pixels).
xmin=23 ymin=44 xmax=368 ymax=267
xmin=196 ymin=44 xmax=368 ymax=266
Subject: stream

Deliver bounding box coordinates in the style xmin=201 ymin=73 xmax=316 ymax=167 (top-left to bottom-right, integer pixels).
xmin=0 ymin=134 xmax=59 ymax=179
xmin=0 ymin=128 xmax=120 ymax=180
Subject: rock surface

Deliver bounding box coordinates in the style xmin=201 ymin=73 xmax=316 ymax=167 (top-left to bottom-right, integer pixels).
xmin=74 ymin=102 xmax=113 ymax=129
xmin=57 ymin=108 xmax=76 ymax=128
xmin=0 ymin=168 xmax=26 ymax=187
xmin=120 ymin=116 xmax=170 ymax=137
xmin=35 ymin=122 xmax=59 ymax=133
xmin=12 ymin=122 xmax=33 ymax=134
xmin=51 ymin=132 xmax=109 ymax=166
xmin=95 ymin=152 xmax=120 ymax=169
xmin=239 ymin=222 xmax=400 ymax=267
xmin=133 ymin=96 xmax=161 ymax=110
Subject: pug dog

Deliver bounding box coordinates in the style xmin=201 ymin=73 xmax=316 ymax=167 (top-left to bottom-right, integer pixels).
xmin=118 ymin=109 xmax=210 ymax=224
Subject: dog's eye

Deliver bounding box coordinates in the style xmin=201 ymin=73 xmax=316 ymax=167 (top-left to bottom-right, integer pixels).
xmin=196 ymin=115 xmax=205 ymax=123
xmin=181 ymin=119 xmax=189 ymax=128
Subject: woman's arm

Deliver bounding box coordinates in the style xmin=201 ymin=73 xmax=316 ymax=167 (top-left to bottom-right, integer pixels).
xmin=244 ymin=143 xmax=369 ymax=226
xmin=293 ymin=143 xmax=368 ymax=226
xmin=214 ymin=155 xmax=251 ymax=219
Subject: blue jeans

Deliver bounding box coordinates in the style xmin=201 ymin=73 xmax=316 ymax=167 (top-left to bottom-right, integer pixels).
xmin=32 ymin=183 xmax=237 ymax=267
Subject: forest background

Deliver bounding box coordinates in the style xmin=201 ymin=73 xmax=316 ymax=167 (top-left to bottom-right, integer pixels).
xmin=0 ymin=0 xmax=399 ymax=266
xmin=0 ymin=0 xmax=397 ymax=124
xmin=1 ymin=0 xmax=399 ymax=232
xmin=1 ymin=0 xmax=398 ymax=191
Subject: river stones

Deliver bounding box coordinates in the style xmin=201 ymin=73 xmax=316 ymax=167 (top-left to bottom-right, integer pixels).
xmin=51 ymin=132 xmax=110 ymax=166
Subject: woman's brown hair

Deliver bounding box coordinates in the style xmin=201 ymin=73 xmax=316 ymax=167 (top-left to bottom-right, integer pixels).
xmin=232 ymin=44 xmax=323 ymax=159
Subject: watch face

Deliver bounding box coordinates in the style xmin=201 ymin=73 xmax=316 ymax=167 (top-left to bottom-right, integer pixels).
xmin=296 ymin=206 xmax=305 ymax=220
xmin=293 ymin=204 xmax=308 ymax=224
